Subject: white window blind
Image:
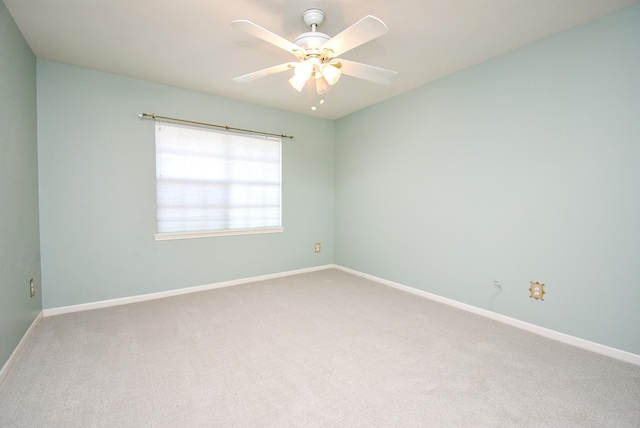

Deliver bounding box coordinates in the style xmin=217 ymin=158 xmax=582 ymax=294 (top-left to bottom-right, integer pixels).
xmin=155 ymin=121 xmax=282 ymax=239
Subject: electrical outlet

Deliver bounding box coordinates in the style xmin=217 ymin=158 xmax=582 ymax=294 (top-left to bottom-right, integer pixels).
xmin=314 ymin=243 xmax=321 ymax=253
xmin=529 ymin=281 xmax=545 ymax=300
xmin=29 ymin=278 xmax=35 ymax=298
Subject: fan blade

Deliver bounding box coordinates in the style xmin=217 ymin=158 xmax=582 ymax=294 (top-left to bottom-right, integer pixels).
xmin=234 ymin=63 xmax=295 ymax=83
xmin=320 ymin=15 xmax=388 ymax=58
xmin=337 ymin=59 xmax=398 ymax=85
xmin=231 ymin=20 xmax=300 ymax=54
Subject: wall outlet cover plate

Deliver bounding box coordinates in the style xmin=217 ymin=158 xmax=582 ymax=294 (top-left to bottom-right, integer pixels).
xmin=529 ymin=281 xmax=545 ymax=300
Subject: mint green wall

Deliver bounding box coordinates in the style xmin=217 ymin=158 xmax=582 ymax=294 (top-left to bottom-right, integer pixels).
xmin=334 ymin=6 xmax=640 ymax=355
xmin=28 ymin=5 xmax=640 ymax=357
xmin=0 ymin=0 xmax=42 ymax=368
xmin=37 ymin=61 xmax=334 ymax=309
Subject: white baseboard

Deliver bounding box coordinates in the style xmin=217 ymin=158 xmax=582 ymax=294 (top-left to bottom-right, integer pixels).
xmin=334 ymin=265 xmax=640 ymax=366
xmin=0 ymin=311 xmax=43 ymax=385
xmin=42 ymin=264 xmax=335 ymax=317
xmin=39 ymin=263 xmax=640 ymax=366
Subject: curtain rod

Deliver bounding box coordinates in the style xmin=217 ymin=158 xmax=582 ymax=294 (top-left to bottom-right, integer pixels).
xmin=138 ymin=112 xmax=294 ymax=140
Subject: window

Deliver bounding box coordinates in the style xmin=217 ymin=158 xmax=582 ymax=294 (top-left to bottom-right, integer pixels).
xmin=154 ymin=121 xmax=282 ymax=240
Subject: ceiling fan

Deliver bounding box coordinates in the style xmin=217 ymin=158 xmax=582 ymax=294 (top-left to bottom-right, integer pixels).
xmin=231 ymin=8 xmax=398 ymax=95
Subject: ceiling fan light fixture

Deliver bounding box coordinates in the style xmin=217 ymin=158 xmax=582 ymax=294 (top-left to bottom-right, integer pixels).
xmin=289 ymin=60 xmax=313 ymax=91
xmin=288 ymin=74 xmax=308 ymax=92
xmin=321 ymin=63 xmax=341 ymax=85
xmin=315 ymin=77 xmax=330 ymax=94
xmin=294 ymin=60 xmax=313 ymax=79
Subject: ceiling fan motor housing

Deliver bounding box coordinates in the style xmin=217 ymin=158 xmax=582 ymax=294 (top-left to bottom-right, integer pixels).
xmin=294 ymin=32 xmax=330 ymax=51
xmin=295 ymin=9 xmax=332 ymax=60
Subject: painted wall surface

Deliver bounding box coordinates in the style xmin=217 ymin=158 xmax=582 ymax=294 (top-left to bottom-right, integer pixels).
xmin=37 ymin=61 xmax=334 ymax=309
xmin=334 ymin=6 xmax=640 ymax=354
xmin=0 ymin=0 xmax=42 ymax=368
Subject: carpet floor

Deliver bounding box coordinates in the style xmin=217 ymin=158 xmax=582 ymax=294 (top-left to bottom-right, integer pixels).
xmin=1 ymin=268 xmax=639 ymax=427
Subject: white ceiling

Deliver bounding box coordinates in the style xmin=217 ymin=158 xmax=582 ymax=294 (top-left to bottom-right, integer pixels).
xmin=5 ymin=0 xmax=637 ymax=119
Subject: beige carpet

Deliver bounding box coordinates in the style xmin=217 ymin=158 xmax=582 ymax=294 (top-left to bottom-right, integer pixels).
xmin=1 ymin=268 xmax=639 ymax=427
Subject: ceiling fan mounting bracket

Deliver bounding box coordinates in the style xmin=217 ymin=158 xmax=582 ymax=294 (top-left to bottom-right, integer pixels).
xmin=302 ymin=8 xmax=325 ymax=31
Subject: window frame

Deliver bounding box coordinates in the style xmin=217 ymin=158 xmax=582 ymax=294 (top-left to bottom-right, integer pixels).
xmin=153 ymin=121 xmax=284 ymax=241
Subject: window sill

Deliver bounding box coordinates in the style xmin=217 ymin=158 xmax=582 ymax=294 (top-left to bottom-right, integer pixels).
xmin=154 ymin=227 xmax=284 ymax=241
